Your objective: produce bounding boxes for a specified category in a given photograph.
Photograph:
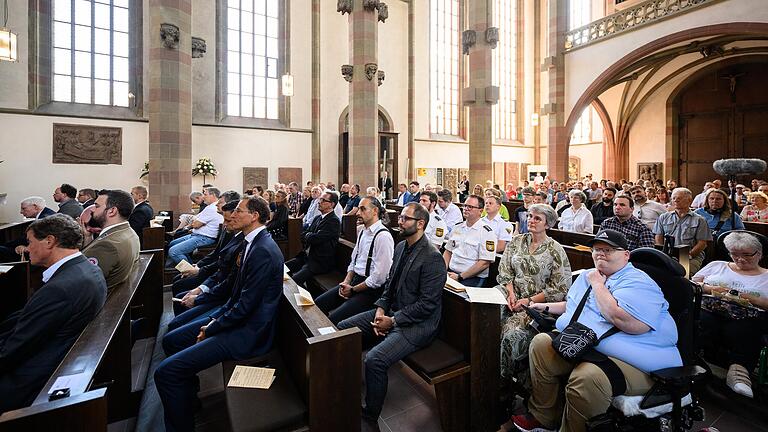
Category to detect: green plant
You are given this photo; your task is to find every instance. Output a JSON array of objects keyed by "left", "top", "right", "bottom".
[{"left": 192, "top": 157, "right": 218, "bottom": 183}]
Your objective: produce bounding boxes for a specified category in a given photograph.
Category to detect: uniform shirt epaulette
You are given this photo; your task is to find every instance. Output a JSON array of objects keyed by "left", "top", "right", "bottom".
[
  {"left": 434, "top": 215, "right": 442, "bottom": 221},
  {"left": 455, "top": 221, "right": 463, "bottom": 225},
  {"left": 483, "top": 225, "right": 493, "bottom": 232}
]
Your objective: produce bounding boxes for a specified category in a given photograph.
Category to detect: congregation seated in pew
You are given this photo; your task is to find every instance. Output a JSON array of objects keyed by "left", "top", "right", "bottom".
[
  {"left": 443, "top": 194, "right": 497, "bottom": 287},
  {"left": 599, "top": 194, "right": 656, "bottom": 251},
  {"left": 0, "top": 196, "right": 56, "bottom": 262},
  {"left": 315, "top": 197, "right": 394, "bottom": 324},
  {"left": 418, "top": 191, "right": 448, "bottom": 248},
  {"left": 0, "top": 214, "right": 107, "bottom": 413},
  {"left": 653, "top": 187, "right": 712, "bottom": 275},
  {"left": 285, "top": 190, "right": 341, "bottom": 286},
  {"left": 558, "top": 189, "right": 594, "bottom": 234},
  {"left": 167, "top": 187, "right": 223, "bottom": 267}
]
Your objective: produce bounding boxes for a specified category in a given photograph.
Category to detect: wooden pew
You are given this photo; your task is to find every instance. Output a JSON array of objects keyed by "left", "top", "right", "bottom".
[
  {"left": 546, "top": 228, "right": 595, "bottom": 248},
  {"left": 141, "top": 226, "right": 165, "bottom": 251},
  {"left": 0, "top": 250, "right": 163, "bottom": 429},
  {"left": 0, "top": 220, "right": 33, "bottom": 244},
  {"left": 304, "top": 239, "right": 354, "bottom": 296},
  {"left": 308, "top": 236, "right": 500, "bottom": 431},
  {"left": 275, "top": 218, "right": 303, "bottom": 261},
  {"left": 502, "top": 200, "right": 524, "bottom": 219},
  {"left": 0, "top": 261, "right": 31, "bottom": 320},
  {"left": 744, "top": 221, "right": 768, "bottom": 237},
  {"left": 341, "top": 214, "right": 359, "bottom": 243},
  {"left": 223, "top": 279, "right": 362, "bottom": 432}
]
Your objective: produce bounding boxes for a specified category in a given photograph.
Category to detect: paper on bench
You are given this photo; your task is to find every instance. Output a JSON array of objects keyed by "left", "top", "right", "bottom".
[
  {"left": 444, "top": 277, "right": 467, "bottom": 292},
  {"left": 294, "top": 287, "right": 315, "bottom": 306},
  {"left": 318, "top": 326, "right": 336, "bottom": 335},
  {"left": 48, "top": 372, "right": 90, "bottom": 395},
  {"left": 0, "top": 265, "right": 13, "bottom": 274},
  {"left": 227, "top": 365, "right": 276, "bottom": 389},
  {"left": 283, "top": 264, "right": 291, "bottom": 281},
  {"left": 175, "top": 259, "right": 195, "bottom": 273},
  {"left": 465, "top": 287, "right": 507, "bottom": 305}
]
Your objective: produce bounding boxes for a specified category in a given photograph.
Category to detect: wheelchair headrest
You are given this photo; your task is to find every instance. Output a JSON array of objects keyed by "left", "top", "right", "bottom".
[{"left": 629, "top": 247, "right": 686, "bottom": 277}]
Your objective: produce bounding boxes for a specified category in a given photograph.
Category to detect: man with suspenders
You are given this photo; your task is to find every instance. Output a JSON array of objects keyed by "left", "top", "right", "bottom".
[{"left": 315, "top": 197, "right": 394, "bottom": 324}]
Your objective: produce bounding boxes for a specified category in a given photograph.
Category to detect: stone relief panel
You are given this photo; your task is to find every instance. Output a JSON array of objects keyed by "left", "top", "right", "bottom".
[
  {"left": 442, "top": 168, "right": 457, "bottom": 197},
  {"left": 637, "top": 162, "right": 663, "bottom": 183},
  {"left": 505, "top": 162, "right": 520, "bottom": 187},
  {"left": 52, "top": 123, "right": 122, "bottom": 164},
  {"left": 569, "top": 157, "right": 581, "bottom": 182},
  {"left": 243, "top": 167, "right": 268, "bottom": 193},
  {"left": 278, "top": 167, "right": 303, "bottom": 186}
]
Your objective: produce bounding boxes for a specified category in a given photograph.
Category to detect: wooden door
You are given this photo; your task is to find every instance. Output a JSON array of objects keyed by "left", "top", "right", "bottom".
[{"left": 677, "top": 61, "right": 768, "bottom": 188}]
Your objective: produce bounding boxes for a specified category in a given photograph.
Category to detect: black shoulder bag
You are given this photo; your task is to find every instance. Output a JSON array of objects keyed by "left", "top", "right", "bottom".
[{"left": 551, "top": 286, "right": 620, "bottom": 362}]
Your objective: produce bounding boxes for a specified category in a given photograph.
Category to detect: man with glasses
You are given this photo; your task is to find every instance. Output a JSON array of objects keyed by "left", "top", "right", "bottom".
[
  {"left": 653, "top": 187, "right": 711, "bottom": 275},
  {"left": 167, "top": 187, "right": 224, "bottom": 267},
  {"left": 418, "top": 191, "right": 448, "bottom": 248},
  {"left": 515, "top": 186, "right": 536, "bottom": 233},
  {"left": 301, "top": 186, "right": 324, "bottom": 230},
  {"left": 316, "top": 197, "right": 394, "bottom": 324},
  {"left": 77, "top": 188, "right": 97, "bottom": 208},
  {"left": 79, "top": 189, "right": 140, "bottom": 292},
  {"left": 443, "top": 194, "right": 497, "bottom": 287},
  {"left": 286, "top": 192, "right": 341, "bottom": 287},
  {"left": 338, "top": 202, "right": 446, "bottom": 431},
  {"left": 511, "top": 229, "right": 681, "bottom": 432}
]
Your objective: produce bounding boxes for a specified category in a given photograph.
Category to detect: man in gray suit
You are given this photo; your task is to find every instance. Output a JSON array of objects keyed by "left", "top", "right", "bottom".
[
  {"left": 53, "top": 183, "right": 84, "bottom": 218},
  {"left": 338, "top": 202, "right": 447, "bottom": 431},
  {"left": 0, "top": 214, "right": 106, "bottom": 413}
]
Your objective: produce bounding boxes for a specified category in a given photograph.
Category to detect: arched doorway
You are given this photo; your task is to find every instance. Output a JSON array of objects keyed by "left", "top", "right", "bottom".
[
  {"left": 338, "top": 107, "right": 399, "bottom": 194},
  {"left": 674, "top": 59, "right": 768, "bottom": 188}
]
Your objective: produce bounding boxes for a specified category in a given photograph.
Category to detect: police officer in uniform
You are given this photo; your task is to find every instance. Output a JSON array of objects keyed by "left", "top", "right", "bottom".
[
  {"left": 443, "top": 194, "right": 497, "bottom": 287},
  {"left": 419, "top": 191, "right": 448, "bottom": 248},
  {"left": 481, "top": 194, "right": 513, "bottom": 253}
]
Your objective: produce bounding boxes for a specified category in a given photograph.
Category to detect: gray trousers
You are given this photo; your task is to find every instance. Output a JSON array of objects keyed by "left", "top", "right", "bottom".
[{"left": 338, "top": 309, "right": 420, "bottom": 419}]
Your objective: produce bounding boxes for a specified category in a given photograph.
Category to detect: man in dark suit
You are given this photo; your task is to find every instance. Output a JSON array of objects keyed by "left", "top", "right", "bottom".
[
  {"left": 0, "top": 197, "right": 57, "bottom": 262},
  {"left": 286, "top": 191, "right": 341, "bottom": 286},
  {"left": 77, "top": 188, "right": 97, "bottom": 208},
  {"left": 0, "top": 214, "right": 107, "bottom": 413},
  {"left": 338, "top": 202, "right": 446, "bottom": 430},
  {"left": 53, "top": 183, "right": 84, "bottom": 218},
  {"left": 128, "top": 185, "right": 154, "bottom": 244},
  {"left": 155, "top": 196, "right": 284, "bottom": 432},
  {"left": 378, "top": 170, "right": 393, "bottom": 200},
  {"left": 171, "top": 201, "right": 243, "bottom": 317}
]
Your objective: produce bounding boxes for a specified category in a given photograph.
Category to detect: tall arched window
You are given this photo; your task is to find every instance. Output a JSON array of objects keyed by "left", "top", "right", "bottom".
[
  {"left": 571, "top": 106, "right": 603, "bottom": 144},
  {"left": 430, "top": 0, "right": 461, "bottom": 137},
  {"left": 225, "top": 0, "right": 282, "bottom": 120},
  {"left": 51, "top": 0, "right": 131, "bottom": 106},
  {"left": 493, "top": 0, "right": 517, "bottom": 142},
  {"left": 568, "top": 0, "right": 590, "bottom": 30}
]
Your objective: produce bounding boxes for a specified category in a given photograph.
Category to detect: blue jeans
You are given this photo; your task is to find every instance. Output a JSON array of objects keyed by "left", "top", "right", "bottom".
[{"left": 168, "top": 233, "right": 216, "bottom": 265}]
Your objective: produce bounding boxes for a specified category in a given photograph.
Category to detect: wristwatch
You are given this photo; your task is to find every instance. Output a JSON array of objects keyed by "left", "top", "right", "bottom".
[{"left": 457, "top": 274, "right": 464, "bottom": 282}]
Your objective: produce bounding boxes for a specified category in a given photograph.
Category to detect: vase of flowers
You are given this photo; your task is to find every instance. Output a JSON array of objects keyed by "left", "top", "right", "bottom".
[{"left": 192, "top": 157, "right": 218, "bottom": 184}]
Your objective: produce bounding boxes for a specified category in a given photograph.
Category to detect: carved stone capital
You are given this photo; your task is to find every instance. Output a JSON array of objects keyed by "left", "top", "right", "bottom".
[
  {"left": 191, "top": 37, "right": 206, "bottom": 58},
  {"left": 462, "top": 30, "right": 476, "bottom": 55},
  {"left": 337, "top": 0, "right": 352, "bottom": 15},
  {"left": 365, "top": 63, "right": 378, "bottom": 81},
  {"left": 700, "top": 44, "right": 725, "bottom": 58},
  {"left": 341, "top": 64, "right": 353, "bottom": 82},
  {"left": 160, "top": 23, "right": 180, "bottom": 49},
  {"left": 377, "top": 2, "right": 388, "bottom": 22},
  {"left": 485, "top": 27, "right": 499, "bottom": 49},
  {"left": 363, "top": 0, "right": 379, "bottom": 11},
  {"left": 377, "top": 70, "right": 385, "bottom": 86}
]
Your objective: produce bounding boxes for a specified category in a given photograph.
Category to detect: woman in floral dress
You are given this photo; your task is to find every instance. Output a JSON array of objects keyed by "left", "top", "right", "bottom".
[{"left": 496, "top": 203, "right": 572, "bottom": 392}]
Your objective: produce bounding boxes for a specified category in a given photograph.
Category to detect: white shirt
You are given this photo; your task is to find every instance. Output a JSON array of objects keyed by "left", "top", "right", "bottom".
[
  {"left": 396, "top": 192, "right": 406, "bottom": 206},
  {"left": 425, "top": 211, "right": 448, "bottom": 247},
  {"left": 444, "top": 219, "right": 497, "bottom": 277},
  {"left": 42, "top": 252, "right": 83, "bottom": 283},
  {"left": 303, "top": 198, "right": 320, "bottom": 225},
  {"left": 559, "top": 205, "right": 594, "bottom": 234},
  {"left": 694, "top": 261, "right": 768, "bottom": 298},
  {"left": 192, "top": 203, "right": 224, "bottom": 238},
  {"left": 437, "top": 202, "right": 463, "bottom": 233},
  {"left": 347, "top": 220, "right": 394, "bottom": 288},
  {"left": 633, "top": 200, "right": 668, "bottom": 230},
  {"left": 243, "top": 225, "right": 267, "bottom": 261},
  {"left": 482, "top": 213, "right": 514, "bottom": 243},
  {"left": 334, "top": 203, "right": 343, "bottom": 219}
]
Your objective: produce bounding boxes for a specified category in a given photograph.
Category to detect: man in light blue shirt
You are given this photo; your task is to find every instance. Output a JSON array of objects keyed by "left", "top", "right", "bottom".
[
  {"left": 511, "top": 229, "right": 681, "bottom": 432},
  {"left": 302, "top": 186, "right": 323, "bottom": 229}
]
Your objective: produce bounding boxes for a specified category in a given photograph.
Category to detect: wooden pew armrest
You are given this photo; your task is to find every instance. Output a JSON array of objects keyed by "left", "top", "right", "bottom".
[{"left": 0, "top": 388, "right": 107, "bottom": 427}]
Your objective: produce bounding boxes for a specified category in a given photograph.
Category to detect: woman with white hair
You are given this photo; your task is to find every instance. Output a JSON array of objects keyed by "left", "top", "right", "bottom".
[
  {"left": 693, "top": 231, "right": 768, "bottom": 398},
  {"left": 496, "top": 203, "right": 571, "bottom": 392},
  {"left": 558, "top": 189, "right": 593, "bottom": 233}
]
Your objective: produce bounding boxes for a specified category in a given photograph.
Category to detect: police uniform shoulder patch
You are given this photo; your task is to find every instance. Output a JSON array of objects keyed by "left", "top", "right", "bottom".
[
  {"left": 435, "top": 227, "right": 444, "bottom": 237},
  {"left": 485, "top": 240, "right": 495, "bottom": 252},
  {"left": 483, "top": 225, "right": 493, "bottom": 232},
  {"left": 505, "top": 227, "right": 513, "bottom": 234},
  {"left": 87, "top": 257, "right": 99, "bottom": 266}
]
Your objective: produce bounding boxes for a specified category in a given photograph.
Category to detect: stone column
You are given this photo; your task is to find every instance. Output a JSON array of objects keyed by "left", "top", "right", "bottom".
[
  {"left": 546, "top": 0, "right": 568, "bottom": 182},
  {"left": 311, "top": 0, "right": 321, "bottom": 182},
  {"left": 466, "top": 0, "right": 495, "bottom": 188},
  {"left": 346, "top": 0, "right": 379, "bottom": 190},
  {"left": 148, "top": 1, "right": 192, "bottom": 217}
]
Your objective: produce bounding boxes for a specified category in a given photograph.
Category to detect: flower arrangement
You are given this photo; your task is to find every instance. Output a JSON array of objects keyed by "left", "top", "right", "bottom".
[
  {"left": 140, "top": 161, "right": 149, "bottom": 179},
  {"left": 192, "top": 157, "right": 218, "bottom": 184}
]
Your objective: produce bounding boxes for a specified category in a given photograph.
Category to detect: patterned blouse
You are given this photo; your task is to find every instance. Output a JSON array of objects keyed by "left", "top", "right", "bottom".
[
  {"left": 496, "top": 233, "right": 572, "bottom": 305},
  {"left": 740, "top": 205, "right": 768, "bottom": 223}
]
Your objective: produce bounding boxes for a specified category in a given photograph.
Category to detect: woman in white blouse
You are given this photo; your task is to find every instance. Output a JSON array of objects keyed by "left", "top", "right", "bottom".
[{"left": 558, "top": 189, "right": 594, "bottom": 233}]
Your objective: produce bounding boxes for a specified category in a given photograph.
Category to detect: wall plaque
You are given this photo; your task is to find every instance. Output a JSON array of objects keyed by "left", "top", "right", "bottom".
[
  {"left": 53, "top": 123, "right": 122, "bottom": 164},
  {"left": 243, "top": 167, "right": 268, "bottom": 193},
  {"left": 278, "top": 167, "right": 303, "bottom": 186},
  {"left": 637, "top": 162, "right": 663, "bottom": 183}
]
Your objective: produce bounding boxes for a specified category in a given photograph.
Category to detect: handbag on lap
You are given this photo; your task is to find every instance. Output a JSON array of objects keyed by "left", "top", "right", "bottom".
[{"left": 551, "top": 286, "right": 619, "bottom": 362}]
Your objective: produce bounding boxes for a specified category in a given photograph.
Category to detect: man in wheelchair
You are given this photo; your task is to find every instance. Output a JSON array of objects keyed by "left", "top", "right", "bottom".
[{"left": 511, "top": 229, "right": 705, "bottom": 432}]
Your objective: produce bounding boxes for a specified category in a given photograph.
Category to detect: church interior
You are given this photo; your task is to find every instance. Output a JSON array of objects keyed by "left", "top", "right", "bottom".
[{"left": 1, "top": 0, "right": 768, "bottom": 431}]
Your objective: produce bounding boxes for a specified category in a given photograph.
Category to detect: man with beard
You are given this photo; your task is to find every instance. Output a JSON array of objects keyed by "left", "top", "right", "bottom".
[
  {"left": 629, "top": 185, "right": 668, "bottom": 230},
  {"left": 53, "top": 183, "right": 84, "bottom": 218},
  {"left": 80, "top": 189, "right": 140, "bottom": 292},
  {"left": 338, "top": 202, "right": 446, "bottom": 431},
  {"left": 590, "top": 187, "right": 616, "bottom": 225}
]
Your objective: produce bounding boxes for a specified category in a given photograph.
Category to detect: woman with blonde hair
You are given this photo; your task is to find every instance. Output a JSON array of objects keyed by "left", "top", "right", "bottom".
[{"left": 741, "top": 191, "right": 768, "bottom": 223}]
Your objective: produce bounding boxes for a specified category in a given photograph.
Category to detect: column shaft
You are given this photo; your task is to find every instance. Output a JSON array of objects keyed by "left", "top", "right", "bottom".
[{"left": 467, "top": 0, "right": 494, "bottom": 187}]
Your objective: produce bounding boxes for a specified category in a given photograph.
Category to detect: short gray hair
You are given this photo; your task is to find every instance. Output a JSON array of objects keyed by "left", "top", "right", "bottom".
[
  {"left": 671, "top": 187, "right": 693, "bottom": 200},
  {"left": 568, "top": 189, "right": 587, "bottom": 202},
  {"left": 189, "top": 191, "right": 202, "bottom": 200},
  {"left": 21, "top": 196, "right": 46, "bottom": 209},
  {"left": 528, "top": 203, "right": 558, "bottom": 228},
  {"left": 724, "top": 232, "right": 762, "bottom": 255}
]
